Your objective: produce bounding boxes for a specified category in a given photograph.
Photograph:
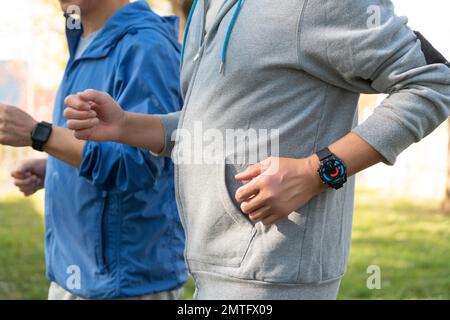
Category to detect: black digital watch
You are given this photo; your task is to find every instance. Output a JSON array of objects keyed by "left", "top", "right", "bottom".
[
  {"left": 317, "top": 147, "right": 347, "bottom": 190},
  {"left": 31, "top": 121, "right": 53, "bottom": 152}
]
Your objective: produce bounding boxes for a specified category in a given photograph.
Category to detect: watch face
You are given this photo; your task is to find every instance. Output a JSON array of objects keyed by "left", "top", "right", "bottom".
[
  {"left": 34, "top": 124, "right": 52, "bottom": 143},
  {"left": 319, "top": 159, "right": 347, "bottom": 186}
]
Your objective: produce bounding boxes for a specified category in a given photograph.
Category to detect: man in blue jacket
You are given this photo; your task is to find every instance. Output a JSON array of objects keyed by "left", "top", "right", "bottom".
[{"left": 0, "top": 0, "right": 187, "bottom": 299}]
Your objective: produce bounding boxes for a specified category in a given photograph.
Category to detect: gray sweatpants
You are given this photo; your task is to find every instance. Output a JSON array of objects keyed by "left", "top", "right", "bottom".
[{"left": 48, "top": 282, "right": 184, "bottom": 300}]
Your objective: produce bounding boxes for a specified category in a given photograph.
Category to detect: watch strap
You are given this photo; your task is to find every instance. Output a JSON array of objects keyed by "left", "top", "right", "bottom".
[{"left": 317, "top": 147, "right": 333, "bottom": 161}]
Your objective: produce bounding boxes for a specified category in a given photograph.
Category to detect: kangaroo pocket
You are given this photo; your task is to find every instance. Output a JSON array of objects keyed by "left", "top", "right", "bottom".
[
  {"left": 233, "top": 188, "right": 347, "bottom": 284},
  {"left": 178, "top": 162, "right": 256, "bottom": 267}
]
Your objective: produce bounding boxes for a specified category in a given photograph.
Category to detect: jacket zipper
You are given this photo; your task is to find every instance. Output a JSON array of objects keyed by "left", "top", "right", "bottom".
[{"left": 176, "top": 1, "right": 208, "bottom": 290}]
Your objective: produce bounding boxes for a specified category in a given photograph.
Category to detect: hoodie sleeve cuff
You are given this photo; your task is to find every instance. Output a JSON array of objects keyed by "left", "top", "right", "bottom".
[
  {"left": 352, "top": 110, "right": 418, "bottom": 166},
  {"left": 152, "top": 111, "right": 181, "bottom": 158}
]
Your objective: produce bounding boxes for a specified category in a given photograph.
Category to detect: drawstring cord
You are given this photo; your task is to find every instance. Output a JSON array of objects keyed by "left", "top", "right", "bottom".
[
  {"left": 220, "top": 0, "right": 244, "bottom": 73},
  {"left": 180, "top": 0, "right": 199, "bottom": 70},
  {"left": 180, "top": 0, "right": 244, "bottom": 74}
]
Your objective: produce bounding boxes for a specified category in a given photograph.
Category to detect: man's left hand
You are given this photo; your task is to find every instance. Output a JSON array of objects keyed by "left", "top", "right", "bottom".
[
  {"left": 235, "top": 156, "right": 328, "bottom": 226},
  {"left": 0, "top": 104, "right": 37, "bottom": 147}
]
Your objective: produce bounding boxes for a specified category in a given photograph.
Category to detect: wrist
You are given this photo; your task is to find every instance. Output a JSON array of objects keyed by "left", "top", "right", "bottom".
[
  {"left": 305, "top": 154, "right": 329, "bottom": 194},
  {"left": 28, "top": 119, "right": 38, "bottom": 146},
  {"left": 116, "top": 110, "right": 129, "bottom": 143}
]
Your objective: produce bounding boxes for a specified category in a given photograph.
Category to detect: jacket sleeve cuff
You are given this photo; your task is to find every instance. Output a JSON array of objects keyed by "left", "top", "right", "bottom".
[
  {"left": 153, "top": 111, "right": 181, "bottom": 158},
  {"left": 78, "top": 141, "right": 99, "bottom": 180},
  {"left": 352, "top": 110, "right": 418, "bottom": 166}
]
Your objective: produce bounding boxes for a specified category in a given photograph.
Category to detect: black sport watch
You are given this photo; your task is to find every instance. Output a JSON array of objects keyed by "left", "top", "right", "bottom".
[
  {"left": 31, "top": 121, "right": 53, "bottom": 152},
  {"left": 317, "top": 147, "right": 347, "bottom": 190}
]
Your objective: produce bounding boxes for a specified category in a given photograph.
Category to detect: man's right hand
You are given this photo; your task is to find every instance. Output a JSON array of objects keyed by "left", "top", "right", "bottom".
[
  {"left": 64, "top": 89, "right": 126, "bottom": 142},
  {"left": 64, "top": 89, "right": 166, "bottom": 153},
  {"left": 11, "top": 158, "right": 47, "bottom": 196}
]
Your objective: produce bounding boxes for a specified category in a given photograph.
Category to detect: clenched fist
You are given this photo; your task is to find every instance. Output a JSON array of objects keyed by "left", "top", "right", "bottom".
[
  {"left": 11, "top": 158, "right": 47, "bottom": 196},
  {"left": 64, "top": 89, "right": 126, "bottom": 142},
  {"left": 0, "top": 103, "right": 37, "bottom": 147}
]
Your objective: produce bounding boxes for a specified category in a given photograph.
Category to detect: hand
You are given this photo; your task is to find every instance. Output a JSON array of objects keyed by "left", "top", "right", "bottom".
[
  {"left": 11, "top": 158, "right": 47, "bottom": 196},
  {"left": 64, "top": 89, "right": 125, "bottom": 142},
  {"left": 0, "top": 104, "right": 37, "bottom": 147},
  {"left": 235, "top": 156, "right": 328, "bottom": 225}
]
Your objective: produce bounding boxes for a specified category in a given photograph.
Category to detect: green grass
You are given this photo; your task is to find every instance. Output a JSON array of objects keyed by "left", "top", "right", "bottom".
[
  {"left": 0, "top": 194, "right": 48, "bottom": 299},
  {"left": 0, "top": 191, "right": 448, "bottom": 300},
  {"left": 338, "top": 190, "right": 449, "bottom": 300}
]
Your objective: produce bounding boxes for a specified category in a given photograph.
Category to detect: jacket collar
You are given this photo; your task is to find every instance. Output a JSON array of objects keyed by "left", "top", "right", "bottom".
[{"left": 64, "top": 1, "right": 158, "bottom": 61}]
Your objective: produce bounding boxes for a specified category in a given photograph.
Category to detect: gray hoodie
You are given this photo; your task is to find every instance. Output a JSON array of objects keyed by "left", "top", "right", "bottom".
[{"left": 159, "top": 0, "right": 450, "bottom": 297}]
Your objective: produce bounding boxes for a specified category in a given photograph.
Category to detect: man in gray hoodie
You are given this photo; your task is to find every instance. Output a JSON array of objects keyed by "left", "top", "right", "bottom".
[{"left": 64, "top": 0, "right": 450, "bottom": 299}]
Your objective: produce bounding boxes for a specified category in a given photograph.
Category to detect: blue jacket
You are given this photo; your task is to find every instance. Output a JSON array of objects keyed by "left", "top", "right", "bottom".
[{"left": 44, "top": 1, "right": 187, "bottom": 299}]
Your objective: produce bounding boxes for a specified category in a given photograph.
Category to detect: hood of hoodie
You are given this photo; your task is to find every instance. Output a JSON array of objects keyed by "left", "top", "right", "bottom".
[{"left": 66, "top": 0, "right": 179, "bottom": 60}]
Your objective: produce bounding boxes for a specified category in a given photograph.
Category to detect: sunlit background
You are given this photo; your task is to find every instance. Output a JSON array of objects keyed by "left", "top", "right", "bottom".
[{"left": 0, "top": 0, "right": 448, "bottom": 300}]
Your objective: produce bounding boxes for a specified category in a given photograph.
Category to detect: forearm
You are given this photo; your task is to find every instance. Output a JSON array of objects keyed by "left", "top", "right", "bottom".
[
  {"left": 303, "top": 132, "right": 385, "bottom": 196},
  {"left": 43, "top": 126, "right": 85, "bottom": 167},
  {"left": 118, "top": 112, "right": 165, "bottom": 154},
  {"left": 235, "top": 131, "right": 386, "bottom": 224},
  {"left": 329, "top": 132, "right": 385, "bottom": 177}
]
